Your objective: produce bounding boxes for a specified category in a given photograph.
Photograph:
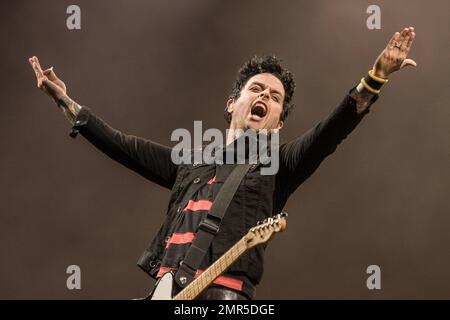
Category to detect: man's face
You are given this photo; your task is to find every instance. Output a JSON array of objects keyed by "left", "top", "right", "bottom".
[{"left": 227, "top": 73, "right": 285, "bottom": 131}]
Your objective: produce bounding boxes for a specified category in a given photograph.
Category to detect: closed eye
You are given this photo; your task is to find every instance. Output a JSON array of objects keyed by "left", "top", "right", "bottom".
[
  {"left": 249, "top": 85, "right": 262, "bottom": 92},
  {"left": 272, "top": 94, "right": 282, "bottom": 103}
]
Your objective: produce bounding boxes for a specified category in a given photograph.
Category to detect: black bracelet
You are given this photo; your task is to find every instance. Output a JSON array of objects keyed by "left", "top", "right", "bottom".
[
  {"left": 363, "top": 75, "right": 384, "bottom": 91},
  {"left": 367, "top": 69, "right": 388, "bottom": 90}
]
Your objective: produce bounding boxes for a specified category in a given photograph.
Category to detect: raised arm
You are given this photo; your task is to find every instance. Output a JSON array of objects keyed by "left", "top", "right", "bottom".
[
  {"left": 28, "top": 56, "right": 178, "bottom": 189},
  {"left": 277, "top": 27, "right": 417, "bottom": 197}
]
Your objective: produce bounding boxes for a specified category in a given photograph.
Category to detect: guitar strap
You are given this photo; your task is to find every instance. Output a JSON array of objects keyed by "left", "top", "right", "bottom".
[{"left": 174, "top": 163, "right": 254, "bottom": 288}]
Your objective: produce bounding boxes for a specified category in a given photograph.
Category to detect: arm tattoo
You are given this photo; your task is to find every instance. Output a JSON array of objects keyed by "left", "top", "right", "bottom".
[
  {"left": 57, "top": 96, "right": 82, "bottom": 125},
  {"left": 350, "top": 83, "right": 376, "bottom": 114}
]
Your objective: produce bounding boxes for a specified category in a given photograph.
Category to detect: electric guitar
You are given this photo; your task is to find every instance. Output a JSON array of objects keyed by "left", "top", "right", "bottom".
[{"left": 148, "top": 212, "right": 287, "bottom": 300}]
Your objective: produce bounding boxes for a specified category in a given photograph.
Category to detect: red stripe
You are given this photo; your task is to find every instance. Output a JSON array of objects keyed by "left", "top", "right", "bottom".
[
  {"left": 157, "top": 267, "right": 176, "bottom": 278},
  {"left": 207, "top": 176, "right": 216, "bottom": 184},
  {"left": 166, "top": 232, "right": 196, "bottom": 248},
  {"left": 196, "top": 269, "right": 243, "bottom": 292},
  {"left": 156, "top": 267, "right": 244, "bottom": 292},
  {"left": 184, "top": 200, "right": 212, "bottom": 212}
]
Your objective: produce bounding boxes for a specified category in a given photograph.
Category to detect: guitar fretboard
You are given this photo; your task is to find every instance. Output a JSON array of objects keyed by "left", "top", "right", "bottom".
[{"left": 173, "top": 237, "right": 248, "bottom": 300}]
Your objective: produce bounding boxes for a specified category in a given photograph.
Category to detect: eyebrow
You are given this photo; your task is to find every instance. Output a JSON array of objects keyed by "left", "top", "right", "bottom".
[{"left": 249, "top": 81, "right": 283, "bottom": 98}]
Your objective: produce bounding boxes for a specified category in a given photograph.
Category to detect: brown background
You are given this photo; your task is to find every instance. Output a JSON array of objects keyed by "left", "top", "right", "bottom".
[{"left": 0, "top": 0, "right": 449, "bottom": 299}]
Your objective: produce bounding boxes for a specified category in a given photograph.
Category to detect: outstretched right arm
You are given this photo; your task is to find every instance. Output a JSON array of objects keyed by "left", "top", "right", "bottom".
[{"left": 28, "top": 56, "right": 178, "bottom": 189}]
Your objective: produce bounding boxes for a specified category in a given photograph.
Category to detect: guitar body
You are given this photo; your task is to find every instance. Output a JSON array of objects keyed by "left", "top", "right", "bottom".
[{"left": 149, "top": 271, "right": 176, "bottom": 300}]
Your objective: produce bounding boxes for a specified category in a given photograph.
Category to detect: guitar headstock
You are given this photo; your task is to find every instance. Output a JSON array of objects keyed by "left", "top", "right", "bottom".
[{"left": 244, "top": 212, "right": 287, "bottom": 249}]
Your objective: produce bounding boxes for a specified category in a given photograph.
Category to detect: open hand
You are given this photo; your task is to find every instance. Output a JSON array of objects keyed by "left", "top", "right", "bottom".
[{"left": 372, "top": 27, "right": 417, "bottom": 79}]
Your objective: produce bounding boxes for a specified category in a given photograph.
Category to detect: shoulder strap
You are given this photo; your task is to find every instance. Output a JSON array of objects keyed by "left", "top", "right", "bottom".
[{"left": 174, "top": 163, "right": 253, "bottom": 288}]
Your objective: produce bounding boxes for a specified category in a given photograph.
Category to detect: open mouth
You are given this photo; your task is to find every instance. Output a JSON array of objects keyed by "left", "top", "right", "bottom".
[{"left": 250, "top": 102, "right": 267, "bottom": 120}]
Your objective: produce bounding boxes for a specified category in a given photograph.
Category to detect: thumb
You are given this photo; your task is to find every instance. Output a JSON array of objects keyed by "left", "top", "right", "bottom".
[
  {"left": 43, "top": 67, "right": 59, "bottom": 81},
  {"left": 400, "top": 58, "right": 417, "bottom": 69}
]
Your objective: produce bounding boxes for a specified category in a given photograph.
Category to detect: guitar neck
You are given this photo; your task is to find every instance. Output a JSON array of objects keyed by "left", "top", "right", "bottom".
[{"left": 173, "top": 237, "right": 248, "bottom": 300}]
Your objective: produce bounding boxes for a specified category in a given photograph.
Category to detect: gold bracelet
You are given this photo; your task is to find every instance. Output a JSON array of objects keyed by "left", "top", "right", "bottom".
[
  {"left": 368, "top": 69, "right": 388, "bottom": 83},
  {"left": 360, "top": 78, "right": 381, "bottom": 94}
]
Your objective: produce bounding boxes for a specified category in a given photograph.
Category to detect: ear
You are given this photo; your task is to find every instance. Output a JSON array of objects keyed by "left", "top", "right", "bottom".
[
  {"left": 277, "top": 120, "right": 284, "bottom": 130},
  {"left": 226, "top": 99, "right": 234, "bottom": 113}
]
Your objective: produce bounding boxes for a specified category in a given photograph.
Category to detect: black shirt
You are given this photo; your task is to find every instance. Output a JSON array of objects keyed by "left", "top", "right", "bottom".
[{"left": 71, "top": 88, "right": 377, "bottom": 299}]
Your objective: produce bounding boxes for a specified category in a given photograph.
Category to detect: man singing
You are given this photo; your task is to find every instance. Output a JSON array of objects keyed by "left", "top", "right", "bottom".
[{"left": 29, "top": 27, "right": 416, "bottom": 300}]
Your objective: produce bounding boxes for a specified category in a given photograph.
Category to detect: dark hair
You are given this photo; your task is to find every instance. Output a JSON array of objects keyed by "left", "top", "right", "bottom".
[{"left": 225, "top": 55, "right": 296, "bottom": 124}]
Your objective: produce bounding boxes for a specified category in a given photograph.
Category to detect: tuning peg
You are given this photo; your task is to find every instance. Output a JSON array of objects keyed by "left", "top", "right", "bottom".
[{"left": 280, "top": 211, "right": 288, "bottom": 218}]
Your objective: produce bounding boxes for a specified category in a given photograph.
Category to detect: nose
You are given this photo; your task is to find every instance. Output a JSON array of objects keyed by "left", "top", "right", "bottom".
[{"left": 259, "top": 88, "right": 270, "bottom": 101}]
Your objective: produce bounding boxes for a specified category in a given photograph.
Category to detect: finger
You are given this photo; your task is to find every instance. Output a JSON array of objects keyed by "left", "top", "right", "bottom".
[
  {"left": 400, "top": 58, "right": 417, "bottom": 69},
  {"left": 28, "top": 57, "right": 38, "bottom": 74},
  {"left": 399, "top": 27, "right": 409, "bottom": 41},
  {"left": 31, "top": 61, "right": 44, "bottom": 79},
  {"left": 401, "top": 28, "right": 412, "bottom": 45},
  {"left": 31, "top": 57, "right": 44, "bottom": 77},
  {"left": 29, "top": 59, "right": 39, "bottom": 76},
  {"left": 29, "top": 56, "right": 39, "bottom": 72},
  {"left": 37, "top": 75, "right": 46, "bottom": 89},
  {"left": 29, "top": 57, "right": 46, "bottom": 88},
  {"left": 405, "top": 31, "right": 416, "bottom": 54},
  {"left": 33, "top": 56, "right": 46, "bottom": 77},
  {"left": 388, "top": 32, "right": 401, "bottom": 49},
  {"left": 401, "top": 33, "right": 411, "bottom": 51},
  {"left": 390, "top": 32, "right": 403, "bottom": 50},
  {"left": 43, "top": 67, "right": 53, "bottom": 74},
  {"left": 402, "top": 27, "right": 414, "bottom": 47},
  {"left": 42, "top": 78, "right": 64, "bottom": 100},
  {"left": 397, "top": 27, "right": 409, "bottom": 48},
  {"left": 28, "top": 57, "right": 35, "bottom": 67},
  {"left": 42, "top": 77, "right": 58, "bottom": 91}
]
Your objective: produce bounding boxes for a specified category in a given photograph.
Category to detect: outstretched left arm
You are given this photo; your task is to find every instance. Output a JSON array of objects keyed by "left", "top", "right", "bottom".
[{"left": 351, "top": 26, "right": 417, "bottom": 113}]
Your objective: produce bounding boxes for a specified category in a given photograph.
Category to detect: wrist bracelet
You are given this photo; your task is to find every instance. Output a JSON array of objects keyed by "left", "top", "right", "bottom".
[
  {"left": 365, "top": 70, "right": 388, "bottom": 90},
  {"left": 360, "top": 78, "right": 381, "bottom": 94},
  {"left": 358, "top": 69, "right": 389, "bottom": 95},
  {"left": 368, "top": 69, "right": 388, "bottom": 83}
]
